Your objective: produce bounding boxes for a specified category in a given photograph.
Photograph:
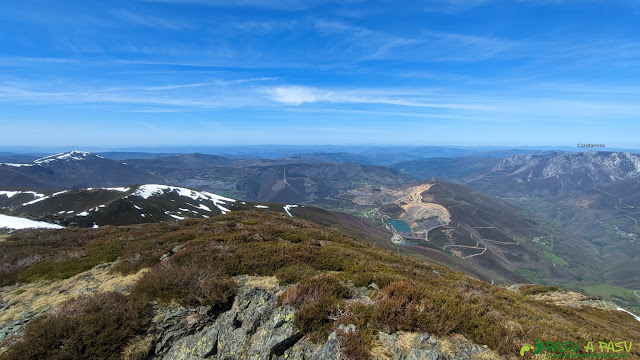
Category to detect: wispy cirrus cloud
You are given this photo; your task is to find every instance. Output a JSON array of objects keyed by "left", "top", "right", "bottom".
[
  {"left": 310, "top": 18, "right": 516, "bottom": 62},
  {"left": 0, "top": 78, "right": 279, "bottom": 110},
  {"left": 424, "top": 0, "right": 492, "bottom": 13},
  {"left": 137, "top": 0, "right": 351, "bottom": 10},
  {"left": 311, "top": 19, "right": 422, "bottom": 59},
  {"left": 112, "top": 10, "right": 193, "bottom": 30}
]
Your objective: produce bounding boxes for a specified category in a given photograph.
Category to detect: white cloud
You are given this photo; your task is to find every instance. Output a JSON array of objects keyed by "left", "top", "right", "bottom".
[
  {"left": 267, "top": 86, "right": 325, "bottom": 105},
  {"left": 266, "top": 85, "right": 494, "bottom": 110}
]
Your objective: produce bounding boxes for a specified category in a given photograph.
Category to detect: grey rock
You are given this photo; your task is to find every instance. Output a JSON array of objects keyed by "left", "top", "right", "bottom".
[
  {"left": 235, "top": 287, "right": 277, "bottom": 335},
  {"left": 379, "top": 332, "right": 398, "bottom": 354},
  {"left": 310, "top": 331, "right": 340, "bottom": 360},
  {"left": 309, "top": 324, "right": 356, "bottom": 360},
  {"left": 415, "top": 333, "right": 430, "bottom": 346},
  {"left": 160, "top": 283, "right": 303, "bottom": 360},
  {"left": 406, "top": 349, "right": 440, "bottom": 360},
  {"left": 247, "top": 305, "right": 301, "bottom": 359},
  {"left": 217, "top": 327, "right": 247, "bottom": 359},
  {"left": 162, "top": 326, "right": 218, "bottom": 360},
  {"left": 281, "top": 340, "right": 316, "bottom": 360}
]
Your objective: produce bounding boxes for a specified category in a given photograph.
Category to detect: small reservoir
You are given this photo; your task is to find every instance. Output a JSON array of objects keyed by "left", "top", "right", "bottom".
[{"left": 390, "top": 219, "right": 411, "bottom": 233}]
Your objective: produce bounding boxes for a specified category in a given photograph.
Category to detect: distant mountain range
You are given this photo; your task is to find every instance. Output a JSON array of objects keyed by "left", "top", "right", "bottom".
[
  {"left": 0, "top": 151, "right": 158, "bottom": 189},
  {"left": 397, "top": 151, "right": 640, "bottom": 199},
  {"left": 0, "top": 151, "right": 414, "bottom": 204}
]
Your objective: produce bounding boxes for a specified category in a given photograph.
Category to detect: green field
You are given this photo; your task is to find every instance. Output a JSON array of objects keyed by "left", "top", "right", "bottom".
[
  {"left": 542, "top": 249, "right": 569, "bottom": 266},
  {"left": 519, "top": 268, "right": 539, "bottom": 281},
  {"left": 581, "top": 284, "right": 640, "bottom": 314},
  {"left": 582, "top": 284, "right": 637, "bottom": 299}
]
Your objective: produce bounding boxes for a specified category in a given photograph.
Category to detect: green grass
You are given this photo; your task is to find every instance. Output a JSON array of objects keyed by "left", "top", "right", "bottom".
[
  {"left": 514, "top": 236, "right": 527, "bottom": 244},
  {"left": 519, "top": 268, "right": 539, "bottom": 280},
  {"left": 581, "top": 284, "right": 640, "bottom": 314},
  {"left": 541, "top": 243, "right": 553, "bottom": 252},
  {"left": 542, "top": 249, "right": 569, "bottom": 266},
  {"left": 581, "top": 284, "right": 637, "bottom": 301}
]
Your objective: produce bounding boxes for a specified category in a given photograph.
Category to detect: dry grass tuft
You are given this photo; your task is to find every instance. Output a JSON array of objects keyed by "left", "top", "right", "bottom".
[
  {"left": 121, "top": 335, "right": 154, "bottom": 360},
  {"left": 245, "top": 275, "right": 279, "bottom": 290},
  {"left": 369, "top": 338, "right": 393, "bottom": 360},
  {"left": 395, "top": 332, "right": 418, "bottom": 354},
  {"left": 0, "top": 264, "right": 147, "bottom": 326}
]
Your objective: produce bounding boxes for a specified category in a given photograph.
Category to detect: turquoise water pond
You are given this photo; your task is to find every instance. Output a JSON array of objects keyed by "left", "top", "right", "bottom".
[{"left": 389, "top": 219, "right": 411, "bottom": 233}]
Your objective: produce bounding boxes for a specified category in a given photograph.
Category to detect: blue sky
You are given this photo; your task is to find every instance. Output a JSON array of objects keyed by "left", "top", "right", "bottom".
[{"left": 1, "top": 0, "right": 640, "bottom": 148}]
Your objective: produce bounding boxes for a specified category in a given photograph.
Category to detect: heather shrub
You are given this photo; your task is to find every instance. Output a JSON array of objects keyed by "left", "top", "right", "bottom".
[
  {"left": 133, "top": 262, "right": 237, "bottom": 310},
  {"left": 336, "top": 329, "right": 371, "bottom": 360},
  {"left": 519, "top": 284, "right": 559, "bottom": 296},
  {"left": 275, "top": 263, "right": 318, "bottom": 285},
  {"left": 279, "top": 274, "right": 352, "bottom": 340},
  {"left": 0, "top": 292, "right": 151, "bottom": 360}
]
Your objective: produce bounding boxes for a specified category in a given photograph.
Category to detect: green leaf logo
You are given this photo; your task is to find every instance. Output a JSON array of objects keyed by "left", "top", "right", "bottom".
[{"left": 520, "top": 343, "right": 533, "bottom": 356}]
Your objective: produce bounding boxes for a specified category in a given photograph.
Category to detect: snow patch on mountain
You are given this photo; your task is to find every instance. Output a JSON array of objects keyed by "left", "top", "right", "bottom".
[
  {"left": 617, "top": 307, "right": 640, "bottom": 323},
  {"left": 187, "top": 203, "right": 211, "bottom": 212},
  {"left": 0, "top": 163, "right": 34, "bottom": 167},
  {"left": 104, "top": 187, "right": 130, "bottom": 192},
  {"left": 1, "top": 191, "right": 46, "bottom": 200},
  {"left": 0, "top": 214, "right": 64, "bottom": 230},
  {"left": 0, "top": 191, "right": 21, "bottom": 198},
  {"left": 22, "top": 195, "right": 50, "bottom": 206},
  {"left": 283, "top": 204, "right": 298, "bottom": 217}
]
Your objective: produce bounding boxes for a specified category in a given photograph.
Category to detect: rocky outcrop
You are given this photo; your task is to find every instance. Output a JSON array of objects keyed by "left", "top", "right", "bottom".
[
  {"left": 377, "top": 332, "right": 493, "bottom": 360},
  {"left": 153, "top": 277, "right": 501, "bottom": 360},
  {"left": 160, "top": 278, "right": 302, "bottom": 360}
]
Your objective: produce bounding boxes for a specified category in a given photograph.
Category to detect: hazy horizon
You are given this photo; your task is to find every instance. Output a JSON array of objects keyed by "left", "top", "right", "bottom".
[{"left": 2, "top": 144, "right": 638, "bottom": 157}]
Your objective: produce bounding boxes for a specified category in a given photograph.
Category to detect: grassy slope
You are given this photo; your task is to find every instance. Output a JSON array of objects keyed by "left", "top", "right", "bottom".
[{"left": 0, "top": 211, "right": 639, "bottom": 359}]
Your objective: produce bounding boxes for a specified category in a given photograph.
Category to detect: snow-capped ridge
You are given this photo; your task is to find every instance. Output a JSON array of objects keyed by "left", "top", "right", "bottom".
[
  {"left": 33, "top": 150, "right": 101, "bottom": 165},
  {"left": 131, "top": 184, "right": 235, "bottom": 214}
]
